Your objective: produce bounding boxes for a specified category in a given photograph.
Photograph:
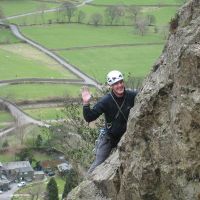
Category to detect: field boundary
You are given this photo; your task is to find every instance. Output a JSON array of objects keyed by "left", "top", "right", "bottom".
[
  {"left": 86, "top": 3, "right": 181, "bottom": 7},
  {"left": 51, "top": 42, "right": 164, "bottom": 51}
]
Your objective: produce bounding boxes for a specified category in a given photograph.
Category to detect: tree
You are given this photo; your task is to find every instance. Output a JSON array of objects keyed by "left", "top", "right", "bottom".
[
  {"left": 35, "top": 134, "right": 43, "bottom": 147},
  {"left": 135, "top": 18, "right": 149, "bottom": 36},
  {"left": 0, "top": 7, "right": 5, "bottom": 22},
  {"left": 15, "top": 115, "right": 27, "bottom": 145},
  {"left": 145, "top": 14, "right": 156, "bottom": 26},
  {"left": 15, "top": 148, "right": 34, "bottom": 164},
  {"left": 38, "top": 3, "right": 47, "bottom": 24},
  {"left": 160, "top": 25, "right": 169, "bottom": 39},
  {"left": 90, "top": 13, "right": 103, "bottom": 26},
  {"left": 2, "top": 140, "right": 9, "bottom": 148},
  {"left": 62, "top": 169, "right": 78, "bottom": 199},
  {"left": 77, "top": 10, "right": 86, "bottom": 23},
  {"left": 61, "top": 2, "right": 77, "bottom": 23},
  {"left": 46, "top": 177, "right": 59, "bottom": 200},
  {"left": 105, "top": 5, "right": 125, "bottom": 25},
  {"left": 127, "top": 5, "right": 141, "bottom": 24},
  {"left": 61, "top": 102, "right": 99, "bottom": 144},
  {"left": 56, "top": 6, "right": 64, "bottom": 22}
]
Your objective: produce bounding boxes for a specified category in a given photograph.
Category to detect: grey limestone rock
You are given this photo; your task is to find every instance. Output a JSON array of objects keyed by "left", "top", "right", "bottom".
[{"left": 67, "top": 0, "right": 200, "bottom": 199}]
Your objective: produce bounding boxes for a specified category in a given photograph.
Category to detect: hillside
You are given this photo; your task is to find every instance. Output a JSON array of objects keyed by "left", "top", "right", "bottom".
[{"left": 66, "top": 0, "right": 200, "bottom": 199}]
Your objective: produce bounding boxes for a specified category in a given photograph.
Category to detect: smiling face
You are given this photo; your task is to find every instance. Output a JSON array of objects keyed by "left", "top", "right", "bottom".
[{"left": 111, "top": 80, "right": 125, "bottom": 97}]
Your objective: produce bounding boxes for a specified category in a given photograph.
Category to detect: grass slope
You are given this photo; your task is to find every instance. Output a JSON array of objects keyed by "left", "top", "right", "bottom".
[
  {"left": 0, "top": 0, "right": 57, "bottom": 17},
  {"left": 0, "top": 28, "right": 22, "bottom": 44},
  {"left": 0, "top": 110, "right": 13, "bottom": 122},
  {"left": 24, "top": 107, "right": 65, "bottom": 120},
  {"left": 0, "top": 44, "right": 77, "bottom": 80},
  {"left": 20, "top": 24, "right": 164, "bottom": 49},
  {"left": 0, "top": 84, "right": 93, "bottom": 102},
  {"left": 92, "top": 0, "right": 182, "bottom": 5},
  {"left": 58, "top": 44, "right": 164, "bottom": 82}
]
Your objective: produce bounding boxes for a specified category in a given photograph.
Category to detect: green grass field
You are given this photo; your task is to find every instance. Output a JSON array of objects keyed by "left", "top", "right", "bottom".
[
  {"left": 0, "top": 152, "right": 15, "bottom": 162},
  {"left": 143, "top": 6, "right": 177, "bottom": 25},
  {"left": 0, "top": 28, "right": 22, "bottom": 44},
  {"left": 0, "top": 44, "right": 77, "bottom": 80},
  {"left": 58, "top": 44, "right": 164, "bottom": 82},
  {"left": 0, "top": 84, "right": 91, "bottom": 103},
  {"left": 33, "top": 151, "right": 55, "bottom": 161},
  {"left": 9, "top": 3, "right": 177, "bottom": 27},
  {"left": 19, "top": 23, "right": 165, "bottom": 82},
  {"left": 13, "top": 175, "right": 65, "bottom": 200},
  {"left": 0, "top": 110, "right": 14, "bottom": 122},
  {"left": 0, "top": 0, "right": 57, "bottom": 17},
  {"left": 20, "top": 24, "right": 164, "bottom": 49},
  {"left": 24, "top": 107, "right": 66, "bottom": 120},
  {"left": 92, "top": 0, "right": 183, "bottom": 5},
  {"left": 0, "top": 125, "right": 51, "bottom": 148},
  {"left": 0, "top": 110, "right": 14, "bottom": 130},
  {"left": 0, "top": 0, "right": 182, "bottom": 128}
]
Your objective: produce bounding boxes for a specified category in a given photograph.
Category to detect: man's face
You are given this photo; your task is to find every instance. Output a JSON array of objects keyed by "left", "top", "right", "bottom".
[{"left": 111, "top": 80, "right": 125, "bottom": 97}]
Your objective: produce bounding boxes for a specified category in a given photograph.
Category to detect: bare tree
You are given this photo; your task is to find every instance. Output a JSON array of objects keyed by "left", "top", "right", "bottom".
[
  {"left": 135, "top": 18, "right": 149, "bottom": 36},
  {"left": 15, "top": 115, "right": 26, "bottom": 145},
  {"left": 0, "top": 7, "right": 5, "bottom": 20},
  {"left": 90, "top": 13, "right": 103, "bottom": 26},
  {"left": 56, "top": 6, "right": 63, "bottom": 23},
  {"left": 0, "top": 6, "right": 8, "bottom": 24},
  {"left": 38, "top": 3, "right": 47, "bottom": 24},
  {"left": 127, "top": 5, "right": 141, "bottom": 24},
  {"left": 61, "top": 2, "right": 77, "bottom": 23},
  {"left": 105, "top": 5, "right": 125, "bottom": 25},
  {"left": 22, "top": 16, "right": 27, "bottom": 26},
  {"left": 77, "top": 10, "right": 86, "bottom": 23},
  {"left": 160, "top": 25, "right": 170, "bottom": 39},
  {"left": 145, "top": 14, "right": 156, "bottom": 26}
]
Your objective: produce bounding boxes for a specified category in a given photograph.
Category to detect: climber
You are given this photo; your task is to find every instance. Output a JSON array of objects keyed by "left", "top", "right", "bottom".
[{"left": 81, "top": 70, "right": 138, "bottom": 173}]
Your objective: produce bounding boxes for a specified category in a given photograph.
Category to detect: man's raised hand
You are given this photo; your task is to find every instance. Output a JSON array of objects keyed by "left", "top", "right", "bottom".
[{"left": 81, "top": 86, "right": 91, "bottom": 105}]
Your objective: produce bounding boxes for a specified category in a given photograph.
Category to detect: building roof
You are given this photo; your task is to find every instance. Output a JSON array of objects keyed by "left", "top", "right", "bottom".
[
  {"left": 2, "top": 161, "right": 34, "bottom": 172},
  {"left": 34, "top": 171, "right": 45, "bottom": 175},
  {"left": 0, "top": 179, "right": 10, "bottom": 185},
  {"left": 57, "top": 163, "right": 72, "bottom": 172}
]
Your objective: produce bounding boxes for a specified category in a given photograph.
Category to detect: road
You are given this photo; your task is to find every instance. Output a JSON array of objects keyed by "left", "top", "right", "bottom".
[
  {"left": 9, "top": 24, "right": 102, "bottom": 90},
  {"left": 0, "top": 0, "right": 103, "bottom": 136},
  {"left": 5, "top": 0, "right": 94, "bottom": 20},
  {"left": 0, "top": 183, "right": 18, "bottom": 200},
  {"left": 0, "top": 98, "right": 49, "bottom": 127}
]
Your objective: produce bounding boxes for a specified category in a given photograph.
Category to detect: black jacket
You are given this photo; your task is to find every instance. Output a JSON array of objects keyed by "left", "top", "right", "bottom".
[{"left": 83, "top": 89, "right": 137, "bottom": 146}]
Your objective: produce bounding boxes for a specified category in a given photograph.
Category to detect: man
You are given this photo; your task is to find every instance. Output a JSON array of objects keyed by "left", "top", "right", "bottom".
[{"left": 81, "top": 70, "right": 138, "bottom": 173}]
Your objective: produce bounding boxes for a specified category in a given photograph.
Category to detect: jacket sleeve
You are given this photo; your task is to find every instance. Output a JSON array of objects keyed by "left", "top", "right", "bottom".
[{"left": 83, "top": 98, "right": 106, "bottom": 123}]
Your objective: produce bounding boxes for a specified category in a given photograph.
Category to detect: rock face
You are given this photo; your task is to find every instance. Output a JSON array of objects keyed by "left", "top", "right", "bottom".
[{"left": 67, "top": 0, "right": 200, "bottom": 199}]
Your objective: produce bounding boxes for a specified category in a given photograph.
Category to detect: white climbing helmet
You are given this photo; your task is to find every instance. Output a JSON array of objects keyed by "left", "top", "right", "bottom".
[{"left": 107, "top": 70, "right": 123, "bottom": 85}]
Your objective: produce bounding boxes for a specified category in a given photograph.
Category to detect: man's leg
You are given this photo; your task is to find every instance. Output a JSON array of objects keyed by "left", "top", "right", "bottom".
[{"left": 88, "top": 136, "right": 112, "bottom": 174}]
